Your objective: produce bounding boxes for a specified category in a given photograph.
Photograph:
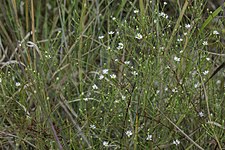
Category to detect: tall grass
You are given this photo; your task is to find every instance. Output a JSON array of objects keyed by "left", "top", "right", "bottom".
[{"left": 0, "top": 0, "right": 224, "bottom": 149}]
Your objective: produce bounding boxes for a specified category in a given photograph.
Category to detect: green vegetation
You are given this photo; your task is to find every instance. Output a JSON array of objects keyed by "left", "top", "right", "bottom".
[{"left": 0, "top": 0, "right": 224, "bottom": 149}]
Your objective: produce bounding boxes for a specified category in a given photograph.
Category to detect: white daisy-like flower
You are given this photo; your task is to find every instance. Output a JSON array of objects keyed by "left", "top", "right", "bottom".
[
  {"left": 203, "top": 70, "right": 209, "bottom": 75},
  {"left": 156, "top": 90, "right": 160, "bottom": 94},
  {"left": 177, "top": 38, "right": 183, "bottom": 42},
  {"left": 206, "top": 58, "right": 210, "bottom": 61},
  {"left": 213, "top": 30, "right": 219, "bottom": 35},
  {"left": 90, "top": 124, "right": 96, "bottom": 129},
  {"left": 202, "top": 41, "right": 208, "bottom": 46},
  {"left": 124, "top": 61, "right": 130, "bottom": 65},
  {"left": 159, "top": 47, "right": 164, "bottom": 51},
  {"left": 159, "top": 12, "right": 169, "bottom": 19},
  {"left": 117, "top": 42, "right": 124, "bottom": 50},
  {"left": 131, "top": 71, "right": 138, "bottom": 76},
  {"left": 83, "top": 98, "right": 88, "bottom": 101},
  {"left": 165, "top": 87, "right": 168, "bottom": 91},
  {"left": 163, "top": 2, "right": 167, "bottom": 5},
  {"left": 173, "top": 139, "right": 180, "bottom": 146},
  {"left": 16, "top": 82, "right": 21, "bottom": 87},
  {"left": 198, "top": 111, "right": 204, "bottom": 117},
  {"left": 110, "top": 74, "right": 116, "bottom": 79},
  {"left": 134, "top": 9, "right": 139, "bottom": 13},
  {"left": 172, "top": 87, "right": 178, "bottom": 93},
  {"left": 106, "top": 46, "right": 111, "bottom": 50},
  {"left": 98, "top": 35, "right": 104, "bottom": 39},
  {"left": 102, "top": 69, "right": 109, "bottom": 74},
  {"left": 108, "top": 31, "right": 114, "bottom": 35},
  {"left": 185, "top": 24, "right": 191, "bottom": 29},
  {"left": 174, "top": 56, "right": 180, "bottom": 62},
  {"left": 99, "top": 74, "right": 104, "bottom": 80},
  {"left": 92, "top": 84, "right": 98, "bottom": 90},
  {"left": 125, "top": 130, "right": 133, "bottom": 138},
  {"left": 194, "top": 82, "right": 200, "bottom": 88},
  {"left": 135, "top": 33, "right": 143, "bottom": 40},
  {"left": 112, "top": 17, "right": 116, "bottom": 21},
  {"left": 146, "top": 134, "right": 152, "bottom": 141},
  {"left": 103, "top": 141, "right": 109, "bottom": 147},
  {"left": 121, "top": 95, "right": 126, "bottom": 100}
]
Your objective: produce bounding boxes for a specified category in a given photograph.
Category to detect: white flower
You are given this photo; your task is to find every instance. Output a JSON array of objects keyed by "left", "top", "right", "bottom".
[
  {"left": 90, "top": 124, "right": 96, "bottom": 129},
  {"left": 172, "top": 87, "right": 178, "bottom": 93},
  {"left": 103, "top": 141, "right": 109, "bottom": 147},
  {"left": 163, "top": 2, "right": 167, "bottom": 5},
  {"left": 174, "top": 56, "right": 180, "bottom": 62},
  {"left": 16, "top": 82, "right": 21, "bottom": 87},
  {"left": 92, "top": 84, "right": 98, "bottom": 90},
  {"left": 84, "top": 98, "right": 88, "bottom": 101},
  {"left": 185, "top": 24, "right": 191, "bottom": 29},
  {"left": 206, "top": 57, "right": 210, "bottom": 61},
  {"left": 124, "top": 61, "right": 130, "bottom": 65},
  {"left": 0, "top": 78, "right": 2, "bottom": 83},
  {"left": 134, "top": 9, "right": 139, "bottom": 13},
  {"left": 159, "top": 47, "right": 164, "bottom": 51},
  {"left": 177, "top": 38, "right": 183, "bottom": 42},
  {"left": 121, "top": 95, "right": 126, "bottom": 100},
  {"left": 99, "top": 74, "right": 104, "bottom": 80},
  {"left": 156, "top": 90, "right": 160, "bottom": 94},
  {"left": 117, "top": 43, "right": 124, "bottom": 50},
  {"left": 98, "top": 35, "right": 104, "bottom": 39},
  {"left": 125, "top": 130, "right": 132, "bottom": 137},
  {"left": 112, "top": 17, "right": 116, "bottom": 21},
  {"left": 173, "top": 139, "right": 180, "bottom": 146},
  {"left": 146, "top": 134, "right": 152, "bottom": 140},
  {"left": 135, "top": 33, "right": 143, "bottom": 40},
  {"left": 110, "top": 74, "right": 116, "bottom": 79},
  {"left": 198, "top": 111, "right": 204, "bottom": 117},
  {"left": 194, "top": 82, "right": 200, "bottom": 88},
  {"left": 213, "top": 30, "right": 219, "bottom": 35},
  {"left": 165, "top": 87, "right": 168, "bottom": 91},
  {"left": 106, "top": 46, "right": 111, "bottom": 50},
  {"left": 108, "top": 31, "right": 114, "bottom": 35},
  {"left": 159, "top": 12, "right": 168, "bottom": 19},
  {"left": 202, "top": 41, "right": 208, "bottom": 46},
  {"left": 114, "top": 99, "right": 120, "bottom": 103},
  {"left": 203, "top": 70, "right": 209, "bottom": 75},
  {"left": 131, "top": 71, "right": 138, "bottom": 76},
  {"left": 102, "top": 69, "right": 109, "bottom": 74}
]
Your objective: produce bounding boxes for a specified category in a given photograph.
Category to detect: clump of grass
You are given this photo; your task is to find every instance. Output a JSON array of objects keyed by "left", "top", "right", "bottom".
[{"left": 0, "top": 0, "right": 224, "bottom": 149}]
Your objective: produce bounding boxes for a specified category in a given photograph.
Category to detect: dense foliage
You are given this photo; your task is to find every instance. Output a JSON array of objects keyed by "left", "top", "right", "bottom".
[{"left": 0, "top": 0, "right": 224, "bottom": 149}]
